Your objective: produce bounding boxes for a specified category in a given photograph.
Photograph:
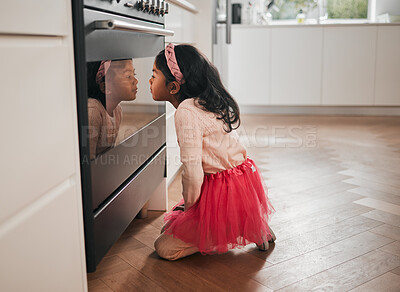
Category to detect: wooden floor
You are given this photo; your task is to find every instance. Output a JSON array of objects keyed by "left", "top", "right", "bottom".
[{"left": 87, "top": 115, "right": 400, "bottom": 292}]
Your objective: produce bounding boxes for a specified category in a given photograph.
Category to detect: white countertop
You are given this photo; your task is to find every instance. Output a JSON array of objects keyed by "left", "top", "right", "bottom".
[{"left": 224, "top": 19, "right": 400, "bottom": 28}]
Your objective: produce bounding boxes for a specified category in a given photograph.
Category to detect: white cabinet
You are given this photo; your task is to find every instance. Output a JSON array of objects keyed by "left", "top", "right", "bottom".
[
  {"left": 271, "top": 27, "right": 323, "bottom": 105},
  {"left": 166, "top": 103, "right": 181, "bottom": 185},
  {"left": 322, "top": 26, "right": 377, "bottom": 105},
  {"left": 0, "top": 2, "right": 87, "bottom": 292},
  {"left": 165, "top": 2, "right": 195, "bottom": 44},
  {"left": 215, "top": 24, "right": 400, "bottom": 108},
  {"left": 1, "top": 1, "right": 70, "bottom": 36},
  {"left": 374, "top": 26, "right": 400, "bottom": 105},
  {"left": 0, "top": 184, "right": 85, "bottom": 292},
  {"left": 0, "top": 36, "right": 77, "bottom": 222},
  {"left": 226, "top": 27, "right": 271, "bottom": 105}
]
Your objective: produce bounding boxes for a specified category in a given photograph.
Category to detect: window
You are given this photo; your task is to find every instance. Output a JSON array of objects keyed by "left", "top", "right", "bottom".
[
  {"left": 270, "top": 0, "right": 368, "bottom": 20},
  {"left": 327, "top": 0, "right": 368, "bottom": 18}
]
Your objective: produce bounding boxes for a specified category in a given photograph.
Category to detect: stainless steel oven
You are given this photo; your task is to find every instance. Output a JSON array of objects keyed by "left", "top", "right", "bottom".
[{"left": 72, "top": 0, "right": 173, "bottom": 272}]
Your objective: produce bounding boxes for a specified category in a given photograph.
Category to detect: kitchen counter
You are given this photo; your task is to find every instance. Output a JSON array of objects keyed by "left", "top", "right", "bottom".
[
  {"left": 227, "top": 20, "right": 400, "bottom": 28},
  {"left": 214, "top": 23, "right": 400, "bottom": 107}
]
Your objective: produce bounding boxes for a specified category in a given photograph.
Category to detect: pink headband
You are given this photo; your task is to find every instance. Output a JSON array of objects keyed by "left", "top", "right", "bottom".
[
  {"left": 95, "top": 60, "right": 111, "bottom": 84},
  {"left": 165, "top": 43, "right": 185, "bottom": 84}
]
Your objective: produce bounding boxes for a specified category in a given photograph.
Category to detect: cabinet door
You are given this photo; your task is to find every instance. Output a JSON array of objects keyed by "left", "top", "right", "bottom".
[
  {"left": 0, "top": 184, "right": 84, "bottom": 292},
  {"left": 0, "top": 36, "right": 77, "bottom": 222},
  {"left": 374, "top": 26, "right": 400, "bottom": 105},
  {"left": 226, "top": 28, "right": 271, "bottom": 105},
  {"left": 166, "top": 105, "right": 181, "bottom": 185},
  {"left": 271, "top": 27, "right": 323, "bottom": 105},
  {"left": 165, "top": 2, "right": 195, "bottom": 44},
  {"left": 1, "top": 1, "right": 70, "bottom": 36},
  {"left": 322, "top": 26, "right": 377, "bottom": 105}
]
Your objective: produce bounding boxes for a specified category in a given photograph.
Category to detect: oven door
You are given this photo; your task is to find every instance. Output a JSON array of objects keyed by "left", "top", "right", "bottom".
[{"left": 78, "top": 8, "right": 173, "bottom": 271}]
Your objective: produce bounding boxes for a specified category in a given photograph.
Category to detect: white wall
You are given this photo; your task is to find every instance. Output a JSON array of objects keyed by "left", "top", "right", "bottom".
[{"left": 375, "top": 0, "right": 400, "bottom": 16}]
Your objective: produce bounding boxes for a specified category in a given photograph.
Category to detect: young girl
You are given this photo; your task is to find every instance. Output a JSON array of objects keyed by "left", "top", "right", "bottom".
[
  {"left": 149, "top": 44, "right": 275, "bottom": 260},
  {"left": 87, "top": 59, "right": 138, "bottom": 159}
]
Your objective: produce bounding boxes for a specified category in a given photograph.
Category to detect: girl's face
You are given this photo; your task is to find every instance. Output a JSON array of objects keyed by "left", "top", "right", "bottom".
[
  {"left": 149, "top": 62, "right": 170, "bottom": 101},
  {"left": 106, "top": 59, "right": 138, "bottom": 101}
]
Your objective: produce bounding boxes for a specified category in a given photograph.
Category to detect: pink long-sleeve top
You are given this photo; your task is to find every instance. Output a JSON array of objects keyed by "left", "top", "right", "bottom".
[{"left": 175, "top": 98, "right": 247, "bottom": 209}]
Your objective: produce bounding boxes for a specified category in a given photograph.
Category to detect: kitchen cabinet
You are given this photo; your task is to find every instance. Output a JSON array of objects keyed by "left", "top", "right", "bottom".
[
  {"left": 215, "top": 27, "right": 271, "bottom": 105},
  {"left": 374, "top": 26, "right": 400, "bottom": 105},
  {"left": 1, "top": 184, "right": 85, "bottom": 292},
  {"left": 322, "top": 26, "right": 377, "bottom": 105},
  {"left": 166, "top": 102, "right": 181, "bottom": 185},
  {"left": 271, "top": 27, "right": 323, "bottom": 105},
  {"left": 215, "top": 24, "right": 400, "bottom": 109},
  {"left": 0, "top": 0, "right": 70, "bottom": 36},
  {"left": 165, "top": 1, "right": 196, "bottom": 44},
  {"left": 0, "top": 36, "right": 77, "bottom": 222},
  {"left": 0, "top": 2, "right": 87, "bottom": 291}
]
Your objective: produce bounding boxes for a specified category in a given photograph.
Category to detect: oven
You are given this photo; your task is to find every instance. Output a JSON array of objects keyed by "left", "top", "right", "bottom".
[{"left": 72, "top": 0, "right": 173, "bottom": 272}]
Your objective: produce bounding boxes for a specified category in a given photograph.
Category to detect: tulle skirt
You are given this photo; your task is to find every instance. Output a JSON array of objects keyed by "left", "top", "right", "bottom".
[{"left": 163, "top": 157, "right": 275, "bottom": 254}]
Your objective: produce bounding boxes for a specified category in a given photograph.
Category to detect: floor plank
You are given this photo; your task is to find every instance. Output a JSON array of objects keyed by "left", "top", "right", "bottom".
[
  {"left": 362, "top": 209, "right": 400, "bottom": 227},
  {"left": 349, "top": 272, "right": 400, "bottom": 292},
  {"left": 349, "top": 187, "right": 400, "bottom": 206},
  {"left": 101, "top": 267, "right": 166, "bottom": 292},
  {"left": 379, "top": 241, "right": 400, "bottom": 257},
  {"left": 354, "top": 198, "right": 400, "bottom": 216},
  {"left": 279, "top": 250, "right": 400, "bottom": 292},
  {"left": 87, "top": 279, "right": 113, "bottom": 292},
  {"left": 370, "top": 224, "right": 400, "bottom": 241},
  {"left": 343, "top": 177, "right": 400, "bottom": 197},
  {"left": 250, "top": 231, "right": 393, "bottom": 290},
  {"left": 251, "top": 216, "right": 383, "bottom": 264},
  {"left": 273, "top": 203, "right": 372, "bottom": 241}
]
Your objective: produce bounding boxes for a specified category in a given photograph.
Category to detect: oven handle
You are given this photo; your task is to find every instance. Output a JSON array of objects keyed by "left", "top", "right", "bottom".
[{"left": 93, "top": 20, "right": 174, "bottom": 37}]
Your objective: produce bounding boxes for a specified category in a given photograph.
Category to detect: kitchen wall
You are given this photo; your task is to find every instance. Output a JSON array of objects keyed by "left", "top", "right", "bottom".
[{"left": 375, "top": 0, "right": 400, "bottom": 17}]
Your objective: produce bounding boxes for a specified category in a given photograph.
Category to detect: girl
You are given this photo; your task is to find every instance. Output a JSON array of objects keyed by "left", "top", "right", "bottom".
[
  {"left": 87, "top": 59, "right": 138, "bottom": 159},
  {"left": 149, "top": 44, "right": 275, "bottom": 260}
]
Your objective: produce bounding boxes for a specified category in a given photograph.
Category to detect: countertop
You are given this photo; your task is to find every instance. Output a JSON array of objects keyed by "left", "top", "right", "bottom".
[{"left": 221, "top": 20, "right": 400, "bottom": 28}]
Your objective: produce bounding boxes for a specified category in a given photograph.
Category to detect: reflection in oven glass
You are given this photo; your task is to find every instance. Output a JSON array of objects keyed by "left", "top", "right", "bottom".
[
  {"left": 87, "top": 59, "right": 137, "bottom": 159},
  {"left": 87, "top": 58, "right": 162, "bottom": 160}
]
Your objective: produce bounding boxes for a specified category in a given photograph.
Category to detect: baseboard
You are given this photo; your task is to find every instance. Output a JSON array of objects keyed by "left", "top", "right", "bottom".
[{"left": 239, "top": 105, "right": 400, "bottom": 116}]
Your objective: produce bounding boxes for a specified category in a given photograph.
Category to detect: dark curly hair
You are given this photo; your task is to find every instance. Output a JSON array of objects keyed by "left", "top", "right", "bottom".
[
  {"left": 86, "top": 61, "right": 106, "bottom": 107},
  {"left": 155, "top": 44, "right": 240, "bottom": 132}
]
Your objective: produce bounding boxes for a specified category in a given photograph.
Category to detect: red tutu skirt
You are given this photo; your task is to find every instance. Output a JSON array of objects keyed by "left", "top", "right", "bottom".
[{"left": 164, "top": 157, "right": 275, "bottom": 254}]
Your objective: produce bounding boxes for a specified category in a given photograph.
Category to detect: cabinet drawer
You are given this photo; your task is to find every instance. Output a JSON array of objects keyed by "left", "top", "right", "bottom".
[
  {"left": 0, "top": 36, "right": 76, "bottom": 223},
  {"left": 93, "top": 147, "right": 166, "bottom": 265},
  {"left": 1, "top": 1, "right": 70, "bottom": 35}
]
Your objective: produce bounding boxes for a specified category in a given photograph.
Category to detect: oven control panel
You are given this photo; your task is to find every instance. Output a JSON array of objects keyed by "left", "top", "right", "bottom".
[
  {"left": 135, "top": 0, "right": 169, "bottom": 16},
  {"left": 85, "top": 0, "right": 168, "bottom": 24}
]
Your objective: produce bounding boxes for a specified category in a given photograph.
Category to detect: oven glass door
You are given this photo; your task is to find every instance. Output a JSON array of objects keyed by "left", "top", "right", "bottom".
[
  {"left": 83, "top": 8, "right": 168, "bottom": 210},
  {"left": 78, "top": 6, "right": 169, "bottom": 272},
  {"left": 86, "top": 57, "right": 163, "bottom": 160}
]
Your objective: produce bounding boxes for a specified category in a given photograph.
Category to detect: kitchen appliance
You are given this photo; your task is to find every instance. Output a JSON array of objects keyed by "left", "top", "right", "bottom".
[
  {"left": 72, "top": 0, "right": 173, "bottom": 272},
  {"left": 232, "top": 3, "right": 241, "bottom": 24},
  {"left": 213, "top": 0, "right": 232, "bottom": 44}
]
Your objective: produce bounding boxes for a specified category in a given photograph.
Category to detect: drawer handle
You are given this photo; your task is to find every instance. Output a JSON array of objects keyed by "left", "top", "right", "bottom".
[{"left": 93, "top": 19, "right": 174, "bottom": 37}]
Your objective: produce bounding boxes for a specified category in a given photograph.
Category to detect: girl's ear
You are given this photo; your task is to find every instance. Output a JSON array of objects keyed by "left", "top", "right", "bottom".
[
  {"left": 99, "top": 82, "right": 106, "bottom": 94},
  {"left": 168, "top": 81, "right": 181, "bottom": 95},
  {"left": 99, "top": 82, "right": 112, "bottom": 95}
]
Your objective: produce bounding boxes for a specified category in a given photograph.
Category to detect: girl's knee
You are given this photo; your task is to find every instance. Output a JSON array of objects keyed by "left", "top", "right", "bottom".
[
  {"left": 154, "top": 235, "right": 180, "bottom": 261},
  {"left": 154, "top": 234, "right": 197, "bottom": 261}
]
